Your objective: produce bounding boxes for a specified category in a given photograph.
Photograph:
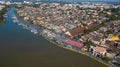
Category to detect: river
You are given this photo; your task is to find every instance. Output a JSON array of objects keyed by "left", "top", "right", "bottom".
[{"left": 0, "top": 6, "right": 107, "bottom": 67}]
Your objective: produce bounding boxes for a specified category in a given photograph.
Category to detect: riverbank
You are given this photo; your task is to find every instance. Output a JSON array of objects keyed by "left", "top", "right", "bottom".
[
  {"left": 13, "top": 4, "right": 118, "bottom": 67},
  {"left": 0, "top": 5, "right": 10, "bottom": 24},
  {"left": 0, "top": 5, "right": 113, "bottom": 67},
  {"left": 14, "top": 12, "right": 117, "bottom": 67},
  {"left": 42, "top": 34, "right": 116, "bottom": 67}
]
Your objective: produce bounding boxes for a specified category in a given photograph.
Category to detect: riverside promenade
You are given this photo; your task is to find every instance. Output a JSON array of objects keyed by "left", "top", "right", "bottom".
[{"left": 43, "top": 35, "right": 117, "bottom": 67}]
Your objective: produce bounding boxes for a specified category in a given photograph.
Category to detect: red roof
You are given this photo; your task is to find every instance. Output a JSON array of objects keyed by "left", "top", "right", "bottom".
[
  {"left": 65, "top": 39, "right": 84, "bottom": 48},
  {"left": 88, "top": 23, "right": 100, "bottom": 29},
  {"left": 67, "top": 27, "right": 85, "bottom": 37}
]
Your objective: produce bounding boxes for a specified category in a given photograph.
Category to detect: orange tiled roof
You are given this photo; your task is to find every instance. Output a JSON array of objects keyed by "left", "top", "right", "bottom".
[
  {"left": 93, "top": 46, "right": 106, "bottom": 53},
  {"left": 69, "top": 27, "right": 85, "bottom": 37}
]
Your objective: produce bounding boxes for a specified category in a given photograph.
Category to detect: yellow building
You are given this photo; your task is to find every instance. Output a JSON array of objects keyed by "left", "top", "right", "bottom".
[{"left": 109, "top": 36, "right": 119, "bottom": 41}]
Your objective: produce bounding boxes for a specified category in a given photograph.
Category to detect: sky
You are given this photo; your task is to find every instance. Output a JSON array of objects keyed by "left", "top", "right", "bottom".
[{"left": 3, "top": 0, "right": 120, "bottom": 2}]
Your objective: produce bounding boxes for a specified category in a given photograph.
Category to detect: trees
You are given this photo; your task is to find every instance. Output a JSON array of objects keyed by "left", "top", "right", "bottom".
[
  {"left": 105, "top": 8, "right": 120, "bottom": 21},
  {"left": 0, "top": 5, "right": 9, "bottom": 23},
  {"left": 85, "top": 40, "right": 94, "bottom": 48}
]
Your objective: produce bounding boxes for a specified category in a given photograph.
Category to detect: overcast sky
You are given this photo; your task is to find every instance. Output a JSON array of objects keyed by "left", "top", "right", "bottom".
[{"left": 7, "top": 0, "right": 120, "bottom": 2}]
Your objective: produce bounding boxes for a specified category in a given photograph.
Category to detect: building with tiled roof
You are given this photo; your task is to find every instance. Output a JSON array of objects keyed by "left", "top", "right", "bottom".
[
  {"left": 65, "top": 27, "right": 85, "bottom": 37},
  {"left": 65, "top": 39, "right": 84, "bottom": 49},
  {"left": 93, "top": 46, "right": 107, "bottom": 57}
]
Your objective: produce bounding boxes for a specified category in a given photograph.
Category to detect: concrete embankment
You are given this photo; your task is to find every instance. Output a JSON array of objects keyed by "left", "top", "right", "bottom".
[{"left": 43, "top": 36, "right": 117, "bottom": 67}]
